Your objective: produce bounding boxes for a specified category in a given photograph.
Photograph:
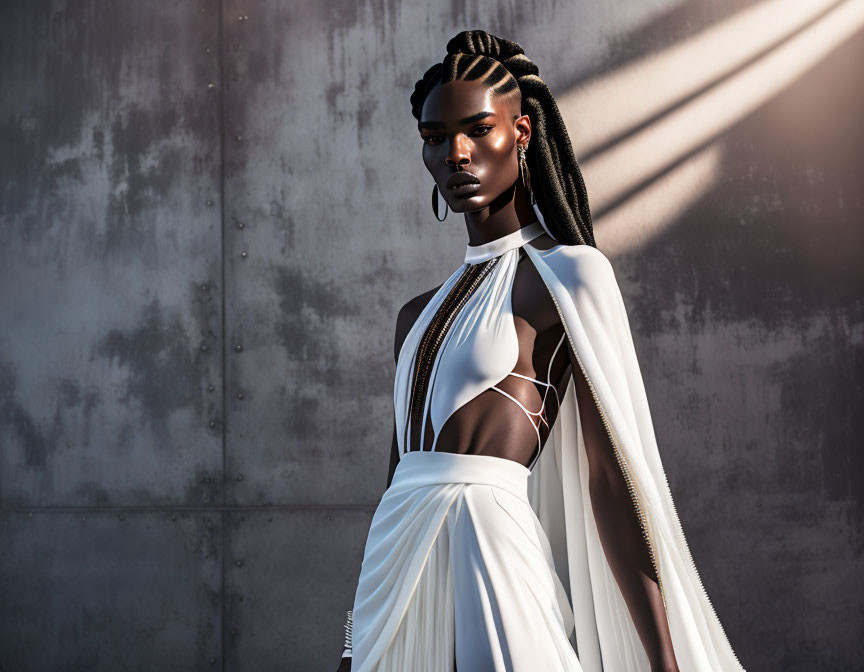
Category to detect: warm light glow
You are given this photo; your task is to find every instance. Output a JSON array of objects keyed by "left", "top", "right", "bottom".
[
  {"left": 594, "top": 143, "right": 724, "bottom": 257},
  {"left": 555, "top": 0, "right": 864, "bottom": 257},
  {"left": 563, "top": 0, "right": 846, "bottom": 157}
]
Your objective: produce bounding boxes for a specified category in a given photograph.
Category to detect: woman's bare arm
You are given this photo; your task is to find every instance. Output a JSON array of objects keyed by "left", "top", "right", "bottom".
[
  {"left": 337, "top": 288, "right": 439, "bottom": 671},
  {"left": 385, "top": 285, "right": 441, "bottom": 486},
  {"left": 386, "top": 422, "right": 399, "bottom": 489},
  {"left": 567, "top": 343, "right": 680, "bottom": 672}
]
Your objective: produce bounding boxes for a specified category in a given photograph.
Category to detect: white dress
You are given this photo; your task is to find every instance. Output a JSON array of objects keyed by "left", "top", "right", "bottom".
[{"left": 346, "top": 203, "right": 746, "bottom": 671}]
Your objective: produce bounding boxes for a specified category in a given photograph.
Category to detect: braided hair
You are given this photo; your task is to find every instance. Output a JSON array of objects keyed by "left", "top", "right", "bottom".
[{"left": 410, "top": 30, "right": 595, "bottom": 247}]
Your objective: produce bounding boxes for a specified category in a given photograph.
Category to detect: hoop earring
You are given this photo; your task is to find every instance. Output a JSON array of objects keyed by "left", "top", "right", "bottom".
[
  {"left": 518, "top": 144, "right": 536, "bottom": 205},
  {"left": 432, "top": 183, "right": 449, "bottom": 221}
]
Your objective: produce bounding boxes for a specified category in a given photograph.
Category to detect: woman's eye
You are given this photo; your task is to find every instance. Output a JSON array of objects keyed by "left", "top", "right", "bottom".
[{"left": 422, "top": 127, "right": 492, "bottom": 145}]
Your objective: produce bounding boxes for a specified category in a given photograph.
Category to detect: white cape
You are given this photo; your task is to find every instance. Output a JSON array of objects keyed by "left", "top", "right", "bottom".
[{"left": 522, "top": 242, "right": 746, "bottom": 672}]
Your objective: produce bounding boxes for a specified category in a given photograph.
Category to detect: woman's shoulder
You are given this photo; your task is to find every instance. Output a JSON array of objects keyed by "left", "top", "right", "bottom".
[
  {"left": 526, "top": 239, "right": 622, "bottom": 309},
  {"left": 527, "top": 237, "right": 613, "bottom": 272},
  {"left": 399, "top": 284, "right": 440, "bottom": 320},
  {"left": 393, "top": 284, "right": 440, "bottom": 363}
]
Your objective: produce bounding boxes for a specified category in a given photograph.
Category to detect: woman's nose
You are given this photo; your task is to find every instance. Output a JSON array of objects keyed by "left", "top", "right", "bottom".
[{"left": 446, "top": 136, "right": 470, "bottom": 167}]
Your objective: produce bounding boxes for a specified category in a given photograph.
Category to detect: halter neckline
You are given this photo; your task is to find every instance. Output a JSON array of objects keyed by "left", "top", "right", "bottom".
[{"left": 464, "top": 220, "right": 545, "bottom": 264}]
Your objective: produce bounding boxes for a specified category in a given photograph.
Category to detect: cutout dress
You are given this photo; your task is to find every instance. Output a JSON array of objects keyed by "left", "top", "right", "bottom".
[{"left": 345, "top": 204, "right": 746, "bottom": 671}]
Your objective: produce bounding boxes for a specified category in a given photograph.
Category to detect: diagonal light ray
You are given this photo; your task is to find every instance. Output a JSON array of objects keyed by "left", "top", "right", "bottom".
[
  {"left": 594, "top": 142, "right": 725, "bottom": 257},
  {"left": 562, "top": 0, "right": 851, "bottom": 159},
  {"left": 555, "top": 0, "right": 864, "bottom": 257}
]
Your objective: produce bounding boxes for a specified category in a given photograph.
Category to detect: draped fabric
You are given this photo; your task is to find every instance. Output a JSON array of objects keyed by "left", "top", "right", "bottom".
[
  {"left": 350, "top": 210, "right": 746, "bottom": 670},
  {"left": 350, "top": 450, "right": 584, "bottom": 672},
  {"left": 523, "top": 243, "right": 746, "bottom": 671}
]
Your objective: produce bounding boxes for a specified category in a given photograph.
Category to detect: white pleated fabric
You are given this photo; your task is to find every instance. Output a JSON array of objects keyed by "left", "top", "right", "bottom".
[
  {"left": 350, "top": 450, "right": 583, "bottom": 672},
  {"left": 522, "top": 241, "right": 745, "bottom": 671},
  {"left": 349, "top": 202, "right": 745, "bottom": 671}
]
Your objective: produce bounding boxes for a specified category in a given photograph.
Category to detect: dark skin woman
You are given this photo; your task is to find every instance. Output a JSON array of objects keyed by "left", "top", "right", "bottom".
[{"left": 338, "top": 36, "right": 679, "bottom": 672}]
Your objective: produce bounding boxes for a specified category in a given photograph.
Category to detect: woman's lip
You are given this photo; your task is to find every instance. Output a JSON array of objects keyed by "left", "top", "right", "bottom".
[
  {"left": 446, "top": 172, "right": 480, "bottom": 189},
  {"left": 449, "top": 182, "right": 481, "bottom": 195}
]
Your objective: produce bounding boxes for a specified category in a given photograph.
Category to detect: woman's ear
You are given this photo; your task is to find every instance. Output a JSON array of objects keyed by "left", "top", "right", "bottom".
[{"left": 515, "top": 113, "right": 532, "bottom": 147}]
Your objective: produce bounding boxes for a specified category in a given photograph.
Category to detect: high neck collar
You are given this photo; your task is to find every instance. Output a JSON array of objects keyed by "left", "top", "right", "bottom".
[{"left": 464, "top": 220, "right": 545, "bottom": 264}]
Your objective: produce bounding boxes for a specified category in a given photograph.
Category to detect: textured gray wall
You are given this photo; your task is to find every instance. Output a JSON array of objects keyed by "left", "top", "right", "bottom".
[{"left": 1, "top": 1, "right": 861, "bottom": 671}]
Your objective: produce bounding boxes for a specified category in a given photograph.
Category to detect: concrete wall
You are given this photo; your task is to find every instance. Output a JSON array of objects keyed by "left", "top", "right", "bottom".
[{"left": 1, "top": 1, "right": 861, "bottom": 670}]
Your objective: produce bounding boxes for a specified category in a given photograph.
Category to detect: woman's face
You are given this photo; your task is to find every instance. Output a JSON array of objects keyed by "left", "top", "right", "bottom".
[{"left": 419, "top": 79, "right": 529, "bottom": 213}]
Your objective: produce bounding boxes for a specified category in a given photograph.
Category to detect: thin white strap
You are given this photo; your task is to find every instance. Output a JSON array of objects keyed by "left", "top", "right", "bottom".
[
  {"left": 547, "top": 332, "right": 567, "bottom": 382},
  {"left": 535, "top": 331, "right": 567, "bottom": 425},
  {"left": 545, "top": 384, "right": 560, "bottom": 414},
  {"left": 492, "top": 385, "right": 552, "bottom": 431},
  {"left": 490, "top": 386, "right": 542, "bottom": 451},
  {"left": 490, "top": 386, "right": 544, "bottom": 415},
  {"left": 507, "top": 370, "right": 553, "bottom": 386}
]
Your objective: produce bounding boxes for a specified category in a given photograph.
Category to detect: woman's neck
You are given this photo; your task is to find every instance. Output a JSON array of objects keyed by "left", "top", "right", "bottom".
[{"left": 463, "top": 182, "right": 539, "bottom": 246}]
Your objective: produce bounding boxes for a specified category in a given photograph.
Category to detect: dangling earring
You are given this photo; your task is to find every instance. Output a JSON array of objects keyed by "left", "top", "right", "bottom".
[
  {"left": 432, "top": 183, "right": 449, "bottom": 221},
  {"left": 518, "top": 144, "right": 535, "bottom": 205}
]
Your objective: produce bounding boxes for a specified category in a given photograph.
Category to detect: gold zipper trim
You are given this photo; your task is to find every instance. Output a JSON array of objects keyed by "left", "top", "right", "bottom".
[
  {"left": 531, "top": 251, "right": 745, "bottom": 669},
  {"left": 408, "top": 257, "right": 500, "bottom": 449}
]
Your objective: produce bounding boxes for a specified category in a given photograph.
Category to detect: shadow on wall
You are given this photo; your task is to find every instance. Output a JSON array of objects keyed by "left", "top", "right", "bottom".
[
  {"left": 557, "top": 0, "right": 864, "bottom": 257},
  {"left": 554, "top": 2, "right": 864, "bottom": 669}
]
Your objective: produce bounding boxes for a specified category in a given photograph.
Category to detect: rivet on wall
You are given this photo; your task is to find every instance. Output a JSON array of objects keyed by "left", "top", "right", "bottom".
[
  {"left": 208, "top": 384, "right": 215, "bottom": 391},
  {"left": 205, "top": 199, "right": 213, "bottom": 206},
  {"left": 234, "top": 344, "right": 242, "bottom": 352},
  {"left": 240, "top": 251, "right": 248, "bottom": 258},
  {"left": 237, "top": 221, "right": 245, "bottom": 229},
  {"left": 235, "top": 559, "right": 244, "bottom": 567},
  {"left": 200, "top": 344, "right": 209, "bottom": 353},
  {"left": 237, "top": 392, "right": 244, "bottom": 400}
]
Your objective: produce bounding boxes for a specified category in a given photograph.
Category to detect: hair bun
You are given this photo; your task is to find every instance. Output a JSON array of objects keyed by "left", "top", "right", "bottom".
[
  {"left": 445, "top": 30, "right": 539, "bottom": 79},
  {"left": 446, "top": 30, "right": 521, "bottom": 60}
]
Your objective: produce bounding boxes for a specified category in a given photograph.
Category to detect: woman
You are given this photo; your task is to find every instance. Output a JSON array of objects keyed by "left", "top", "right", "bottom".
[{"left": 337, "top": 30, "right": 745, "bottom": 672}]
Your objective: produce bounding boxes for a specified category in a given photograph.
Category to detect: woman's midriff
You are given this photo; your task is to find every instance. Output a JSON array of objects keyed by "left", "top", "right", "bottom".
[{"left": 405, "top": 322, "right": 572, "bottom": 468}]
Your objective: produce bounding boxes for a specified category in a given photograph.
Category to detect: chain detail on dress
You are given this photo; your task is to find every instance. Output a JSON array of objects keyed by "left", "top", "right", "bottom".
[{"left": 407, "top": 258, "right": 500, "bottom": 441}]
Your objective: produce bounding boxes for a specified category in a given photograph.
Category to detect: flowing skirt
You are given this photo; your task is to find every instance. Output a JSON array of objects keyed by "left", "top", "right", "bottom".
[{"left": 349, "top": 450, "right": 584, "bottom": 672}]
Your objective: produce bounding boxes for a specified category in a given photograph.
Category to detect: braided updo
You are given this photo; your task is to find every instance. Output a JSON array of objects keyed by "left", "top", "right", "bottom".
[{"left": 410, "top": 30, "right": 595, "bottom": 247}]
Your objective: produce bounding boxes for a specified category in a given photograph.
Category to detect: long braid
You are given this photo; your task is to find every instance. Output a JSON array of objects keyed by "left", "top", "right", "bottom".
[{"left": 410, "top": 30, "right": 595, "bottom": 247}]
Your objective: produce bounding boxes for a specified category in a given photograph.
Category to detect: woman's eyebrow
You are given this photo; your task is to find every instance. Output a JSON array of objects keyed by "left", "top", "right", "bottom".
[{"left": 418, "top": 110, "right": 495, "bottom": 131}]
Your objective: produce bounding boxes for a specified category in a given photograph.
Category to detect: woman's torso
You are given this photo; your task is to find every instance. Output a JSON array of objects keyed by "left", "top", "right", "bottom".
[{"left": 393, "top": 226, "right": 574, "bottom": 471}]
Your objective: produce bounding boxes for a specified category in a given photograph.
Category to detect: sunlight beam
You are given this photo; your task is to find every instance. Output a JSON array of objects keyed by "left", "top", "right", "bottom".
[
  {"left": 582, "top": 0, "right": 864, "bottom": 214},
  {"left": 561, "top": 0, "right": 848, "bottom": 158}
]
